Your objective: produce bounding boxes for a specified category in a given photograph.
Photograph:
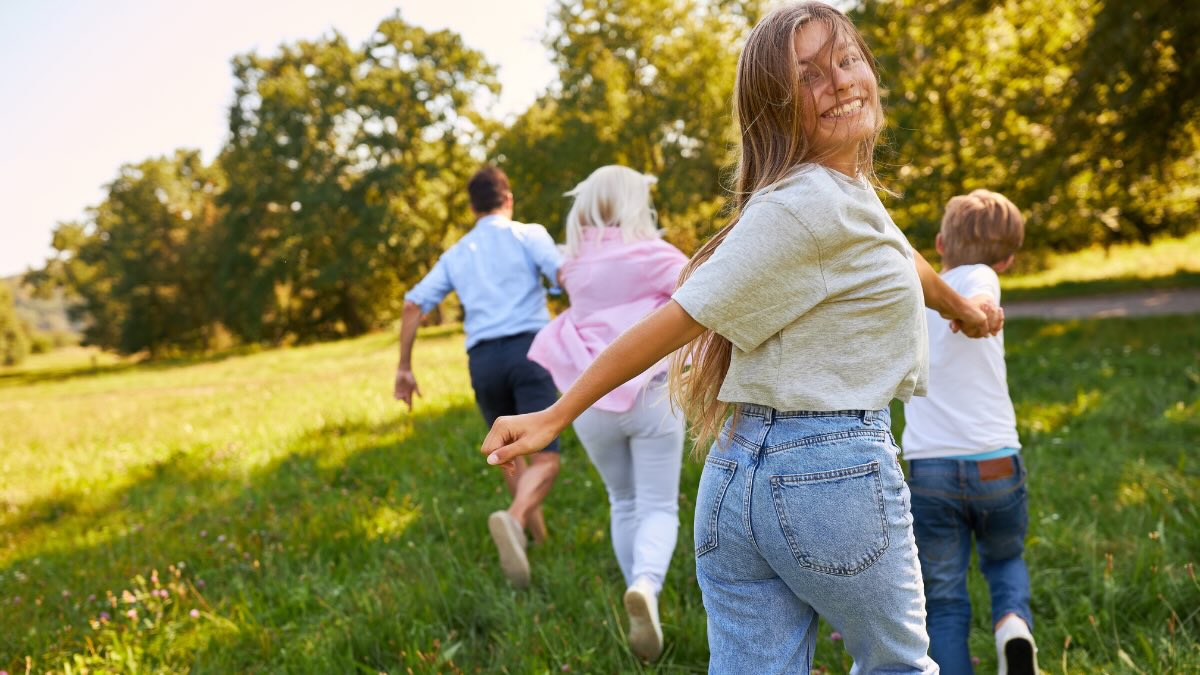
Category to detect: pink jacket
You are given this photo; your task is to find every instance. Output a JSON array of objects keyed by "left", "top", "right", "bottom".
[{"left": 528, "top": 228, "right": 689, "bottom": 412}]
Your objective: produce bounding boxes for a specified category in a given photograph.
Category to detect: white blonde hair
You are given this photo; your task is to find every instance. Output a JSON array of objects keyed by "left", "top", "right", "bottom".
[{"left": 563, "top": 165, "right": 660, "bottom": 257}]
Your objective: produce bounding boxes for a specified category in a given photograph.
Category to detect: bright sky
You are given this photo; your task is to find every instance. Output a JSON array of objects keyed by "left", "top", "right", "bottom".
[{"left": 0, "top": 0, "right": 556, "bottom": 277}]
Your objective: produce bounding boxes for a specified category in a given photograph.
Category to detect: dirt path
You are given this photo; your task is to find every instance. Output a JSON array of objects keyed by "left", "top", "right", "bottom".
[{"left": 1004, "top": 287, "right": 1200, "bottom": 320}]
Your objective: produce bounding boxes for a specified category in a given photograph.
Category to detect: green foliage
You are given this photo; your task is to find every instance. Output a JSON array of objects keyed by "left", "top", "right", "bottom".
[
  {"left": 30, "top": 151, "right": 223, "bottom": 356},
  {"left": 1, "top": 318, "right": 1197, "bottom": 671},
  {"left": 856, "top": 0, "right": 1200, "bottom": 251},
  {"left": 0, "top": 283, "right": 32, "bottom": 366},
  {"left": 23, "top": 0, "right": 1200, "bottom": 353},
  {"left": 497, "top": 0, "right": 764, "bottom": 251},
  {"left": 216, "top": 13, "right": 497, "bottom": 344}
]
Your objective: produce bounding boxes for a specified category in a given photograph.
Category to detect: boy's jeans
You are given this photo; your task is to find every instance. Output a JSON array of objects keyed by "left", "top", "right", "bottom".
[
  {"left": 907, "top": 454, "right": 1033, "bottom": 674},
  {"left": 695, "top": 406, "right": 937, "bottom": 674}
]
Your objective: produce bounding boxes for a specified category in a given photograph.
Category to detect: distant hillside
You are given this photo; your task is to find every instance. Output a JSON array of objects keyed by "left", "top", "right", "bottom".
[{"left": 2, "top": 274, "right": 83, "bottom": 336}]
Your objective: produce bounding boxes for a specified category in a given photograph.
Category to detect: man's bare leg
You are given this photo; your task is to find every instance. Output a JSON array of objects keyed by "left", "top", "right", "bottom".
[
  {"left": 501, "top": 457, "right": 549, "bottom": 544},
  {"left": 506, "top": 452, "right": 559, "bottom": 543}
]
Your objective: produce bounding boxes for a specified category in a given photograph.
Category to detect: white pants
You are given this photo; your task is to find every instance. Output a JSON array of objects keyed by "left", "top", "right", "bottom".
[{"left": 572, "top": 379, "right": 685, "bottom": 593}]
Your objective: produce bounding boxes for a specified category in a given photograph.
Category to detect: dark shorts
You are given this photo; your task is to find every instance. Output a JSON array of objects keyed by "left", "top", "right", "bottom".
[{"left": 467, "top": 331, "right": 561, "bottom": 453}]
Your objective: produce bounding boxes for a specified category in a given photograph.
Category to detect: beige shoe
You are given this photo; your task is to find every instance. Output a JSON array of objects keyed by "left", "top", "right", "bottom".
[
  {"left": 624, "top": 577, "right": 663, "bottom": 661},
  {"left": 487, "top": 511, "right": 530, "bottom": 588}
]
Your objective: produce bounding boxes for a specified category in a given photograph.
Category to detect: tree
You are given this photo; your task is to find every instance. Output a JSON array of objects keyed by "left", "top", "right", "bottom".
[
  {"left": 496, "top": 0, "right": 765, "bottom": 252},
  {"left": 0, "top": 282, "right": 32, "bottom": 366},
  {"left": 216, "top": 12, "right": 498, "bottom": 343},
  {"left": 32, "top": 151, "right": 224, "bottom": 356}
]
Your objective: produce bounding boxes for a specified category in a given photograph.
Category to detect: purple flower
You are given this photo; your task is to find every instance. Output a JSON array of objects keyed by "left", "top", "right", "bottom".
[
  {"left": 561, "top": 665, "right": 570, "bottom": 673},
  {"left": 99, "top": 611, "right": 110, "bottom": 621},
  {"left": 190, "top": 609, "right": 200, "bottom": 618},
  {"left": 971, "top": 656, "right": 981, "bottom": 666},
  {"left": 829, "top": 631, "right": 842, "bottom": 642},
  {"left": 196, "top": 579, "right": 206, "bottom": 588}
]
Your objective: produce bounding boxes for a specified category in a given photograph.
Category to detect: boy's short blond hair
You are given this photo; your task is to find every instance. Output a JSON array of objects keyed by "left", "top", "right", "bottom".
[{"left": 939, "top": 189, "right": 1025, "bottom": 268}]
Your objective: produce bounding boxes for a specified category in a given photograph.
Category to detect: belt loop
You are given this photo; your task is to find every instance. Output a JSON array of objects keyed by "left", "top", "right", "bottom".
[
  {"left": 766, "top": 407, "right": 775, "bottom": 425},
  {"left": 859, "top": 410, "right": 869, "bottom": 424}
]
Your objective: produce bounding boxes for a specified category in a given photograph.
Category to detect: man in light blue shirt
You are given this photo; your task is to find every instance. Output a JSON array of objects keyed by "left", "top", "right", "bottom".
[{"left": 394, "top": 166, "right": 561, "bottom": 589}]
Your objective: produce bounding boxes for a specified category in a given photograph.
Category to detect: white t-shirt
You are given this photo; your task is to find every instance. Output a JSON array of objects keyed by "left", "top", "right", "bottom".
[{"left": 902, "top": 264, "right": 1020, "bottom": 459}]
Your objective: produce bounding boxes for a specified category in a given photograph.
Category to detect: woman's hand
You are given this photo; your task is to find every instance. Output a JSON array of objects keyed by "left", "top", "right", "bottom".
[
  {"left": 481, "top": 408, "right": 567, "bottom": 473},
  {"left": 948, "top": 295, "right": 1004, "bottom": 337},
  {"left": 479, "top": 300, "right": 704, "bottom": 474}
]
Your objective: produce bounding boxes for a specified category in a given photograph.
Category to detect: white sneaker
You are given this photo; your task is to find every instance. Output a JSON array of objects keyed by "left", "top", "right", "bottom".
[
  {"left": 624, "top": 576, "right": 663, "bottom": 661},
  {"left": 487, "top": 511, "right": 530, "bottom": 589},
  {"left": 996, "top": 615, "right": 1038, "bottom": 675}
]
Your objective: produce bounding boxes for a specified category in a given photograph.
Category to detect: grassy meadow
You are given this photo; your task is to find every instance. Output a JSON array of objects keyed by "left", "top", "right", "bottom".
[
  {"left": 1000, "top": 230, "right": 1200, "bottom": 301},
  {"left": 1, "top": 314, "right": 1198, "bottom": 673}
]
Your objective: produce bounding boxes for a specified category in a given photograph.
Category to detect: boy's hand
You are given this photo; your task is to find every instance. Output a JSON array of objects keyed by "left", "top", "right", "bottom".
[
  {"left": 482, "top": 409, "right": 564, "bottom": 474},
  {"left": 394, "top": 368, "right": 421, "bottom": 410},
  {"left": 949, "top": 295, "right": 1004, "bottom": 337}
]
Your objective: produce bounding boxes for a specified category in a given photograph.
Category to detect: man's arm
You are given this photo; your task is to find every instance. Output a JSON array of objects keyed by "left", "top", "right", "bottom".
[
  {"left": 396, "top": 259, "right": 452, "bottom": 410},
  {"left": 913, "top": 249, "right": 1003, "bottom": 337},
  {"left": 394, "top": 301, "right": 424, "bottom": 409}
]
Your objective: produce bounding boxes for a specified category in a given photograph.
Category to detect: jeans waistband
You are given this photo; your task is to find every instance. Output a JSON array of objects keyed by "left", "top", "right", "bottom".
[{"left": 736, "top": 404, "right": 888, "bottom": 425}]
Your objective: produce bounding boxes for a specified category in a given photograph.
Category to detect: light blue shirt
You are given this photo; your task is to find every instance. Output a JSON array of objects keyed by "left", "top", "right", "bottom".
[{"left": 405, "top": 214, "right": 562, "bottom": 350}]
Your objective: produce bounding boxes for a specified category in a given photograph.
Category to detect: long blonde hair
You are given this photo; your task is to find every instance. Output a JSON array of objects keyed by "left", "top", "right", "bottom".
[
  {"left": 563, "top": 165, "right": 660, "bottom": 257},
  {"left": 667, "top": 2, "right": 886, "bottom": 454}
]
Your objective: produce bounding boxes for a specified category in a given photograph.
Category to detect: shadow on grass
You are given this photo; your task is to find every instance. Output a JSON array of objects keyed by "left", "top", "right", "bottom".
[
  {"left": 0, "top": 396, "right": 687, "bottom": 673},
  {"left": 4, "top": 316, "right": 1197, "bottom": 673}
]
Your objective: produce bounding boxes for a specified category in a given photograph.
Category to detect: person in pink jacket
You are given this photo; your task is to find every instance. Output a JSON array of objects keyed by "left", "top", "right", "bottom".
[{"left": 527, "top": 165, "right": 688, "bottom": 662}]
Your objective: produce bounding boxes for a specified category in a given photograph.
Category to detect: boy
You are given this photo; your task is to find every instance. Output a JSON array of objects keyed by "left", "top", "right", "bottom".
[
  {"left": 395, "top": 166, "right": 561, "bottom": 589},
  {"left": 903, "top": 189, "right": 1036, "bottom": 675}
]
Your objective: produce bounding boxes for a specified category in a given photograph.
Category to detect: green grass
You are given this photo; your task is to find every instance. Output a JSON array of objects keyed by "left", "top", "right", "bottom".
[
  {"left": 1000, "top": 231, "right": 1200, "bottom": 302},
  {"left": 1, "top": 318, "right": 1198, "bottom": 673}
]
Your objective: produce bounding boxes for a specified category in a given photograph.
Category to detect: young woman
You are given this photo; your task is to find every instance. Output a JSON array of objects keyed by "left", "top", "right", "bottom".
[
  {"left": 527, "top": 165, "right": 688, "bottom": 661},
  {"left": 483, "top": 3, "right": 1001, "bottom": 671}
]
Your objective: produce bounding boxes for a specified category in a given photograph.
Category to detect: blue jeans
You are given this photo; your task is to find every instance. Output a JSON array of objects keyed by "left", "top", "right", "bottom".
[
  {"left": 694, "top": 406, "right": 937, "bottom": 674},
  {"left": 907, "top": 455, "right": 1032, "bottom": 675}
]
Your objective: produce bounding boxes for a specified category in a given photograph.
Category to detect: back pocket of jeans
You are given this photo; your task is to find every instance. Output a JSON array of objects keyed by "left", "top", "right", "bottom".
[
  {"left": 770, "top": 461, "right": 889, "bottom": 576},
  {"left": 694, "top": 455, "right": 737, "bottom": 558}
]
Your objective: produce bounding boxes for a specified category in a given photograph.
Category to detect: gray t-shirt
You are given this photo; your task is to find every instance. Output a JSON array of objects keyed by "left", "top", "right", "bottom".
[{"left": 673, "top": 164, "right": 929, "bottom": 411}]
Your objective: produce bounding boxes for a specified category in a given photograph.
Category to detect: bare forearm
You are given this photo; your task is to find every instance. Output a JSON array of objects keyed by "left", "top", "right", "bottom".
[
  {"left": 548, "top": 300, "right": 704, "bottom": 427},
  {"left": 913, "top": 249, "right": 967, "bottom": 318},
  {"left": 397, "top": 302, "right": 423, "bottom": 369}
]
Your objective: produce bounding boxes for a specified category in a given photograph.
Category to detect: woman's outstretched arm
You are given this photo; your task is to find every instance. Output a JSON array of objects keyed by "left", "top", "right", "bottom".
[{"left": 482, "top": 300, "right": 704, "bottom": 468}]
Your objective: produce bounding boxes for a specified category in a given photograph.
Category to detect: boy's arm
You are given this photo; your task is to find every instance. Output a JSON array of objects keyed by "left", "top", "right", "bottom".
[
  {"left": 913, "top": 249, "right": 1003, "bottom": 337},
  {"left": 482, "top": 300, "right": 704, "bottom": 466}
]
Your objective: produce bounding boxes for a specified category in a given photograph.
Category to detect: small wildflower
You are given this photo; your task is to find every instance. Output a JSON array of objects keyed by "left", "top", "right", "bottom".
[
  {"left": 151, "top": 570, "right": 160, "bottom": 584},
  {"left": 190, "top": 609, "right": 200, "bottom": 618},
  {"left": 122, "top": 590, "right": 137, "bottom": 604},
  {"left": 971, "top": 656, "right": 981, "bottom": 666},
  {"left": 126, "top": 608, "right": 138, "bottom": 620},
  {"left": 217, "top": 534, "right": 226, "bottom": 543},
  {"left": 200, "top": 530, "right": 207, "bottom": 538},
  {"left": 829, "top": 631, "right": 842, "bottom": 642},
  {"left": 61, "top": 590, "right": 71, "bottom": 598},
  {"left": 197, "top": 579, "right": 206, "bottom": 588},
  {"left": 99, "top": 611, "right": 110, "bottom": 621},
  {"left": 87, "top": 594, "right": 96, "bottom": 602}
]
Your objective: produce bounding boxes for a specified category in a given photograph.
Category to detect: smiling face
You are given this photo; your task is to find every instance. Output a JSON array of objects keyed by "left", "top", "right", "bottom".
[{"left": 793, "top": 20, "right": 881, "bottom": 176}]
